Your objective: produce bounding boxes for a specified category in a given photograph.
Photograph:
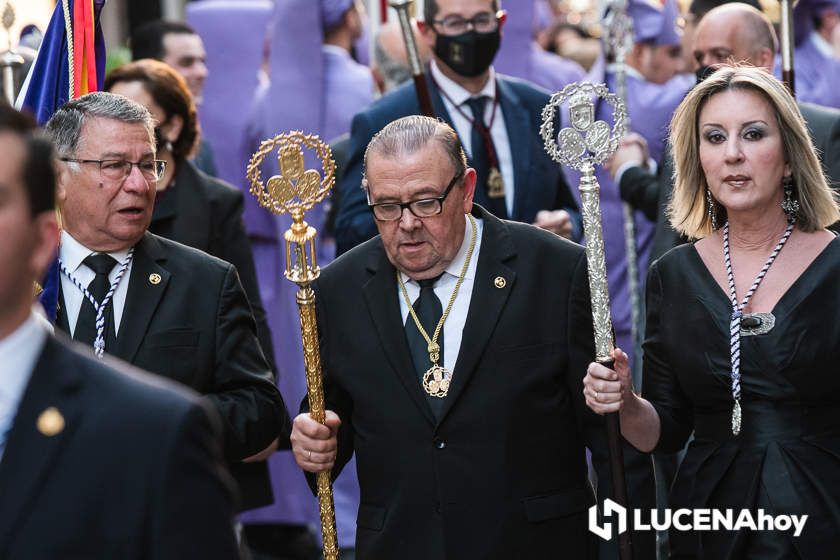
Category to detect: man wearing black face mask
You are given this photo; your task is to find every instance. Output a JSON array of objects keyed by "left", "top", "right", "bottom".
[
  {"left": 332, "top": 0, "right": 583, "bottom": 255},
  {"left": 614, "top": 1, "right": 840, "bottom": 261}
]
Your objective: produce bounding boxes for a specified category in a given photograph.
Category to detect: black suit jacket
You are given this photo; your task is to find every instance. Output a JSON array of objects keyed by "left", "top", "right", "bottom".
[
  {"left": 310, "top": 206, "right": 654, "bottom": 559},
  {"left": 57, "top": 232, "right": 289, "bottom": 509},
  {"left": 621, "top": 101, "right": 840, "bottom": 262},
  {"left": 333, "top": 73, "right": 580, "bottom": 255},
  {"left": 0, "top": 335, "right": 239, "bottom": 559},
  {"left": 150, "top": 160, "right": 276, "bottom": 375}
]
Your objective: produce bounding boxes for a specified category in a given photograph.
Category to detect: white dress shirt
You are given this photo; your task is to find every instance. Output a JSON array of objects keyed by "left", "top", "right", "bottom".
[
  {"left": 59, "top": 231, "right": 134, "bottom": 336},
  {"left": 398, "top": 215, "right": 483, "bottom": 372},
  {"left": 0, "top": 310, "right": 49, "bottom": 463},
  {"left": 431, "top": 61, "right": 515, "bottom": 216}
]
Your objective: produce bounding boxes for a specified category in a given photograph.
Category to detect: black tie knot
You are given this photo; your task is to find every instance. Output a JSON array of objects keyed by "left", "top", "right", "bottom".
[
  {"left": 465, "top": 96, "right": 488, "bottom": 128},
  {"left": 417, "top": 273, "right": 444, "bottom": 290},
  {"left": 84, "top": 253, "right": 117, "bottom": 276}
]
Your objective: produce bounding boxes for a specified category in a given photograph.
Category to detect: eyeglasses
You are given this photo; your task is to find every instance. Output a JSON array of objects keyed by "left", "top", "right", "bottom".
[
  {"left": 60, "top": 158, "right": 167, "bottom": 182},
  {"left": 432, "top": 11, "right": 502, "bottom": 35},
  {"left": 368, "top": 170, "right": 464, "bottom": 221}
]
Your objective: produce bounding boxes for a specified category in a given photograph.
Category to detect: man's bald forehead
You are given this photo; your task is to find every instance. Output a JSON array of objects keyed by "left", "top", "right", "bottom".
[{"left": 701, "top": 3, "right": 776, "bottom": 52}]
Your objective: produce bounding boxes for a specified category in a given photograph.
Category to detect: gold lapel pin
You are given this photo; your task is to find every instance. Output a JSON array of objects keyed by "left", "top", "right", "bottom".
[
  {"left": 494, "top": 276, "right": 506, "bottom": 289},
  {"left": 37, "top": 407, "right": 65, "bottom": 437},
  {"left": 149, "top": 273, "right": 162, "bottom": 285}
]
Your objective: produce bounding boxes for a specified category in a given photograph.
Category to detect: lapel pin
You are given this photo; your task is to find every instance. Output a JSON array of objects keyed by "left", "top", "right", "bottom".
[
  {"left": 148, "top": 273, "right": 162, "bottom": 285},
  {"left": 37, "top": 407, "right": 65, "bottom": 437},
  {"left": 494, "top": 276, "right": 506, "bottom": 289}
]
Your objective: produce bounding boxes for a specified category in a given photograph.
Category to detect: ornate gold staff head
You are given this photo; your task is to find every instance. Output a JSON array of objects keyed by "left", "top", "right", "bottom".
[{"left": 247, "top": 131, "right": 335, "bottom": 287}]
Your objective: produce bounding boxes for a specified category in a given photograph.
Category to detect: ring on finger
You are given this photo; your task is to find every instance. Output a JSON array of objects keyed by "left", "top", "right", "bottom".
[
  {"left": 594, "top": 390, "right": 599, "bottom": 401},
  {"left": 308, "top": 449, "right": 312, "bottom": 461}
]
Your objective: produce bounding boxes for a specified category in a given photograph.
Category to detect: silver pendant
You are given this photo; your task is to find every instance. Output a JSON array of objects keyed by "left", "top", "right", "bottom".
[
  {"left": 739, "top": 312, "right": 775, "bottom": 336},
  {"left": 731, "top": 400, "right": 741, "bottom": 435}
]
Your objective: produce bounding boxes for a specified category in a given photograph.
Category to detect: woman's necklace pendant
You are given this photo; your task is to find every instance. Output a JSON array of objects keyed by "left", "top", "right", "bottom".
[
  {"left": 731, "top": 399, "right": 742, "bottom": 436},
  {"left": 423, "top": 365, "right": 452, "bottom": 398}
]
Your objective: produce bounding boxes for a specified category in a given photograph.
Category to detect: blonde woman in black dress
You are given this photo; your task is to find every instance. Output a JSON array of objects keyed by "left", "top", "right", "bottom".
[{"left": 584, "top": 66, "right": 840, "bottom": 558}]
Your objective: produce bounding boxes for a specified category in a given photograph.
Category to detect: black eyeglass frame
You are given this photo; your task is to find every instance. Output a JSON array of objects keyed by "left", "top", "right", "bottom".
[
  {"left": 431, "top": 11, "right": 504, "bottom": 35},
  {"left": 368, "top": 169, "right": 465, "bottom": 221},
  {"left": 60, "top": 158, "right": 167, "bottom": 182}
]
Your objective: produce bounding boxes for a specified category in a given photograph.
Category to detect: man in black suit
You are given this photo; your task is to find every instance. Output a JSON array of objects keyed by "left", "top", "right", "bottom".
[
  {"left": 291, "top": 116, "right": 654, "bottom": 559},
  {"left": 333, "top": 0, "right": 581, "bottom": 255},
  {"left": 0, "top": 105, "right": 239, "bottom": 558},
  {"left": 615, "top": 2, "right": 840, "bottom": 262},
  {"left": 45, "top": 92, "right": 289, "bottom": 508}
]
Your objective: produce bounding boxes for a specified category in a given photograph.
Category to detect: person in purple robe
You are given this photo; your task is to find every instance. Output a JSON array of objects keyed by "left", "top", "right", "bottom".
[
  {"left": 564, "top": 0, "right": 692, "bottom": 374},
  {"left": 240, "top": 1, "right": 373, "bottom": 558},
  {"left": 773, "top": 0, "right": 840, "bottom": 108}
]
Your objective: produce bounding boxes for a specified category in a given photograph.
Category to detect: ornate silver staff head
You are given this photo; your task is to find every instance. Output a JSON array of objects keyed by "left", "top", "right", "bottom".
[
  {"left": 540, "top": 81, "right": 627, "bottom": 173},
  {"left": 540, "top": 82, "right": 628, "bottom": 363}
]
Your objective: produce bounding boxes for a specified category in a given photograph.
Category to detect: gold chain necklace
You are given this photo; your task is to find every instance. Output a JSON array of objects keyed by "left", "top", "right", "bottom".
[{"left": 397, "top": 213, "right": 478, "bottom": 398}]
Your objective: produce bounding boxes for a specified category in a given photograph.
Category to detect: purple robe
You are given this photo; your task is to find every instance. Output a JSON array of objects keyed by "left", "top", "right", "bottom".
[
  {"left": 563, "top": 66, "right": 692, "bottom": 369},
  {"left": 774, "top": 33, "right": 840, "bottom": 109},
  {"left": 322, "top": 45, "right": 375, "bottom": 143},
  {"left": 528, "top": 42, "right": 586, "bottom": 93}
]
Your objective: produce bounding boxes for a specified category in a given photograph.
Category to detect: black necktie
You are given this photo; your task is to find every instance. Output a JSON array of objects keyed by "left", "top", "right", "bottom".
[
  {"left": 465, "top": 96, "right": 507, "bottom": 219},
  {"left": 74, "top": 253, "right": 117, "bottom": 348},
  {"left": 405, "top": 275, "right": 446, "bottom": 415}
]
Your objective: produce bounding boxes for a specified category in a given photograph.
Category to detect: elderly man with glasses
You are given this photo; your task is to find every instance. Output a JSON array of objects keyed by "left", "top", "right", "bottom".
[
  {"left": 332, "top": 0, "right": 582, "bottom": 256},
  {"left": 46, "top": 92, "right": 289, "bottom": 479},
  {"left": 290, "top": 115, "right": 654, "bottom": 560}
]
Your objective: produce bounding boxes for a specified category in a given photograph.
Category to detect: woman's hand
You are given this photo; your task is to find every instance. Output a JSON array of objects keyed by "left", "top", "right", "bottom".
[{"left": 583, "top": 347, "right": 635, "bottom": 415}]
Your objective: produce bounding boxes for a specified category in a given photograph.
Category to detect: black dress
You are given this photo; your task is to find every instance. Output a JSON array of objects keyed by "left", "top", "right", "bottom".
[{"left": 644, "top": 238, "right": 840, "bottom": 559}]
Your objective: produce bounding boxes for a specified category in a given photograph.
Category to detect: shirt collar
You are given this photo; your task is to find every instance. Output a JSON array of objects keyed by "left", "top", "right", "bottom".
[
  {"left": 60, "top": 231, "right": 132, "bottom": 273},
  {"left": 605, "top": 63, "right": 644, "bottom": 82},
  {"left": 322, "top": 44, "right": 352, "bottom": 59},
  {"left": 0, "top": 310, "right": 48, "bottom": 405},
  {"left": 430, "top": 59, "right": 496, "bottom": 107}
]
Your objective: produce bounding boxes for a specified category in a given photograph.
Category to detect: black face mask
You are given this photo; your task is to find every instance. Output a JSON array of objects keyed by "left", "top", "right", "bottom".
[
  {"left": 695, "top": 65, "right": 715, "bottom": 84},
  {"left": 434, "top": 29, "right": 500, "bottom": 78}
]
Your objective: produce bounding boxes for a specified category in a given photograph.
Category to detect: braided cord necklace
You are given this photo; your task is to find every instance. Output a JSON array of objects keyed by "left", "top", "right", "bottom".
[
  {"left": 59, "top": 248, "right": 134, "bottom": 358},
  {"left": 398, "top": 214, "right": 478, "bottom": 398},
  {"left": 723, "top": 220, "right": 793, "bottom": 435}
]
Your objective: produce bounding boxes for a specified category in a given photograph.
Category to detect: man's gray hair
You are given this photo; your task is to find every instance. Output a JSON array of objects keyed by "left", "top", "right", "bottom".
[
  {"left": 44, "top": 91, "right": 155, "bottom": 157},
  {"left": 363, "top": 115, "right": 467, "bottom": 189}
]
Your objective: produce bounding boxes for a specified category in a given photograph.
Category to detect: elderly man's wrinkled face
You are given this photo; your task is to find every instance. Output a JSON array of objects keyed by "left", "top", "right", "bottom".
[
  {"left": 366, "top": 141, "right": 475, "bottom": 280},
  {"left": 59, "top": 117, "right": 157, "bottom": 252}
]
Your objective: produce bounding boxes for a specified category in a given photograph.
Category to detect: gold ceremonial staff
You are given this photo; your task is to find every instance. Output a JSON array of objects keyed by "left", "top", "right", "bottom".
[
  {"left": 541, "top": 82, "right": 633, "bottom": 560},
  {"left": 247, "top": 131, "right": 339, "bottom": 560}
]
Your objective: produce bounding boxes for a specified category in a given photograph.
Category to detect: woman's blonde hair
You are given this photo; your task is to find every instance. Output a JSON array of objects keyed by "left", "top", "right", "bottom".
[{"left": 668, "top": 65, "right": 840, "bottom": 238}]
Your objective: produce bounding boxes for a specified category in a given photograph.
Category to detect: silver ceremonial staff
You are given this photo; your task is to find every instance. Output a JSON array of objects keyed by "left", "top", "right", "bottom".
[
  {"left": 541, "top": 82, "right": 633, "bottom": 560},
  {"left": 602, "top": 0, "right": 642, "bottom": 376},
  {"left": 0, "top": 2, "right": 24, "bottom": 105},
  {"left": 778, "top": 0, "right": 795, "bottom": 96}
]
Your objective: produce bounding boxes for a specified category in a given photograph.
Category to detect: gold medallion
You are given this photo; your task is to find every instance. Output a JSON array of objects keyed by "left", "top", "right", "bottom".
[
  {"left": 422, "top": 365, "right": 452, "bottom": 398},
  {"left": 487, "top": 167, "right": 505, "bottom": 198}
]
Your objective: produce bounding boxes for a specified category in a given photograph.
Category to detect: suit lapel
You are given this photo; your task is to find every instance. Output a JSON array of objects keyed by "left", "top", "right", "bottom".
[
  {"left": 362, "top": 247, "right": 436, "bottom": 427},
  {"left": 497, "top": 79, "right": 532, "bottom": 221},
  {"left": 428, "top": 76, "right": 454, "bottom": 124},
  {"left": 112, "top": 233, "right": 170, "bottom": 363},
  {"left": 0, "top": 337, "right": 84, "bottom": 551},
  {"left": 436, "top": 209, "right": 516, "bottom": 424}
]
